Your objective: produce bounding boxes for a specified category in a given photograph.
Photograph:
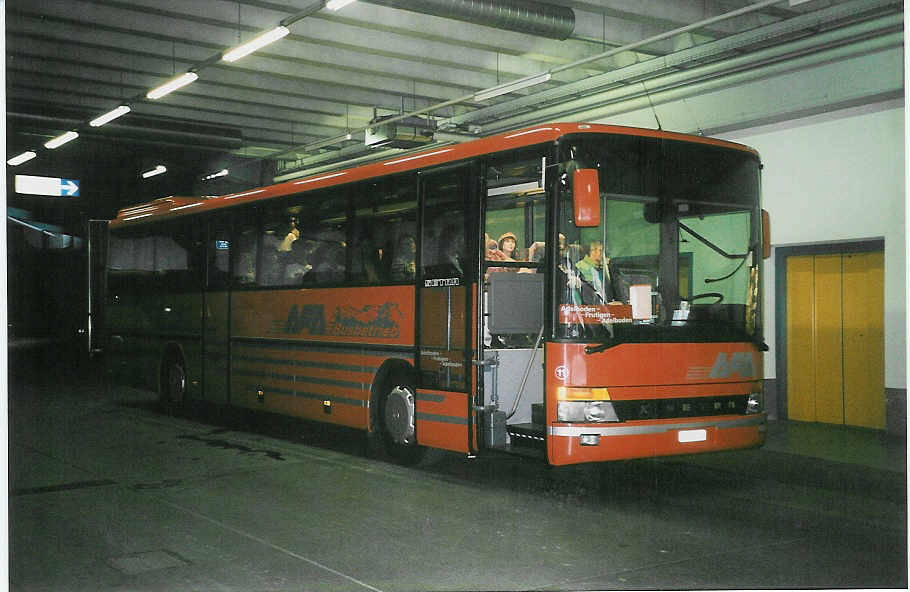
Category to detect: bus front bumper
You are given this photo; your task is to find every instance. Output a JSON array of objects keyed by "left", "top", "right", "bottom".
[{"left": 547, "top": 414, "right": 767, "bottom": 465}]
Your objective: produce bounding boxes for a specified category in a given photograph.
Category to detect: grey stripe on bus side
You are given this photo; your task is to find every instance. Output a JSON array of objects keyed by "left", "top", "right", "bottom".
[
  {"left": 416, "top": 412, "right": 468, "bottom": 425},
  {"left": 256, "top": 386, "right": 367, "bottom": 408}
]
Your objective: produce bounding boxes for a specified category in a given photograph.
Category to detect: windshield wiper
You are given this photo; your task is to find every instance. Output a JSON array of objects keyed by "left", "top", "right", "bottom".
[
  {"left": 705, "top": 242, "right": 758, "bottom": 284},
  {"left": 678, "top": 221, "right": 748, "bottom": 260},
  {"left": 584, "top": 338, "right": 620, "bottom": 355}
]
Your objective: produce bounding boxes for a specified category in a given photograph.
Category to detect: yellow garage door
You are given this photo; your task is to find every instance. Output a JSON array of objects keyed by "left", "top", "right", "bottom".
[{"left": 785, "top": 251, "right": 884, "bottom": 429}]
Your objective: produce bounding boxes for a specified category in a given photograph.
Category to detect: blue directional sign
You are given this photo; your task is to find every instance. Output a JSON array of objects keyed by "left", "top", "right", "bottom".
[{"left": 15, "top": 175, "right": 80, "bottom": 197}]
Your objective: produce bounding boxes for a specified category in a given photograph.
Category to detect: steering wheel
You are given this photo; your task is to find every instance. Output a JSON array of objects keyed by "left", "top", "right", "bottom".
[{"left": 688, "top": 292, "right": 724, "bottom": 304}]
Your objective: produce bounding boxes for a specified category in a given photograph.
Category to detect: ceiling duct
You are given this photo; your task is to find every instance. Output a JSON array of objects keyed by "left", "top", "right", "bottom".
[
  {"left": 366, "top": 0, "right": 575, "bottom": 40},
  {"left": 365, "top": 115, "right": 436, "bottom": 148}
]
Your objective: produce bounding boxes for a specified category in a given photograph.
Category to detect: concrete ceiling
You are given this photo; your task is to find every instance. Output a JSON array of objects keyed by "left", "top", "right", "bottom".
[{"left": 6, "top": 0, "right": 904, "bottom": 190}]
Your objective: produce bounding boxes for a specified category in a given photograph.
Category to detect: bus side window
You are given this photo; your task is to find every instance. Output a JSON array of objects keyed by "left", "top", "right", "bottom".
[
  {"left": 348, "top": 174, "right": 417, "bottom": 285},
  {"left": 232, "top": 224, "right": 258, "bottom": 286},
  {"left": 348, "top": 217, "right": 383, "bottom": 285}
]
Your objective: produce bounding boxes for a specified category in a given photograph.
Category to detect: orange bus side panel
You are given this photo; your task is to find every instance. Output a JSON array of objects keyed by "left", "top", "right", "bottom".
[
  {"left": 415, "top": 389, "right": 470, "bottom": 454},
  {"left": 232, "top": 286, "right": 415, "bottom": 346},
  {"left": 231, "top": 341, "right": 413, "bottom": 430}
]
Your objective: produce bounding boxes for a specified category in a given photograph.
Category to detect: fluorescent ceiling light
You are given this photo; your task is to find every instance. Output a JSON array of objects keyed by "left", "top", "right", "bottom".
[
  {"left": 326, "top": 0, "right": 357, "bottom": 10},
  {"left": 7, "top": 151, "right": 37, "bottom": 166},
  {"left": 147, "top": 72, "right": 199, "bottom": 100},
  {"left": 142, "top": 165, "right": 167, "bottom": 179},
  {"left": 90, "top": 105, "right": 131, "bottom": 127},
  {"left": 222, "top": 26, "right": 290, "bottom": 62},
  {"left": 44, "top": 131, "right": 79, "bottom": 149},
  {"left": 204, "top": 169, "right": 229, "bottom": 180},
  {"left": 473, "top": 72, "right": 552, "bottom": 102}
]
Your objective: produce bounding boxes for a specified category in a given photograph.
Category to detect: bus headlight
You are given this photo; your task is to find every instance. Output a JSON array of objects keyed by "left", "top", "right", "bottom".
[
  {"left": 746, "top": 386, "right": 763, "bottom": 414},
  {"left": 557, "top": 401, "right": 619, "bottom": 423}
]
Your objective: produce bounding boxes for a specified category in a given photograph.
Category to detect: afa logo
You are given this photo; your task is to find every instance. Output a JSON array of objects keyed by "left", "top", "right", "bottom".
[
  {"left": 284, "top": 304, "right": 326, "bottom": 335},
  {"left": 709, "top": 352, "right": 756, "bottom": 379},
  {"left": 283, "top": 301, "right": 403, "bottom": 340}
]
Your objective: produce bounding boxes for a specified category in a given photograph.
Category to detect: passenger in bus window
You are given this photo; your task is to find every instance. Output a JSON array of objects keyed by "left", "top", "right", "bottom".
[
  {"left": 312, "top": 242, "right": 345, "bottom": 284},
  {"left": 278, "top": 216, "right": 299, "bottom": 252},
  {"left": 234, "top": 252, "right": 256, "bottom": 284},
  {"left": 484, "top": 233, "right": 511, "bottom": 279},
  {"left": 498, "top": 232, "right": 520, "bottom": 261},
  {"left": 390, "top": 235, "right": 416, "bottom": 281},
  {"left": 441, "top": 222, "right": 465, "bottom": 277},
  {"left": 520, "top": 241, "right": 546, "bottom": 273},
  {"left": 283, "top": 238, "right": 313, "bottom": 283},
  {"left": 575, "top": 240, "right": 619, "bottom": 303}
]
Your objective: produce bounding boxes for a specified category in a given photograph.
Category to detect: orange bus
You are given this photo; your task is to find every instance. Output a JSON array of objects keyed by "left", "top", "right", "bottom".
[{"left": 95, "top": 122, "right": 769, "bottom": 466}]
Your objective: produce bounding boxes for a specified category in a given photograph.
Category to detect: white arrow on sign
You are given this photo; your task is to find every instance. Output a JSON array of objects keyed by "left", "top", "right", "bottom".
[
  {"left": 14, "top": 175, "right": 80, "bottom": 197},
  {"left": 61, "top": 179, "right": 80, "bottom": 196}
]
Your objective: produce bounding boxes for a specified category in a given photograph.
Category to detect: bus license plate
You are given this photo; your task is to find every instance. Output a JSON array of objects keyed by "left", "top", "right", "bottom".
[{"left": 678, "top": 429, "right": 707, "bottom": 443}]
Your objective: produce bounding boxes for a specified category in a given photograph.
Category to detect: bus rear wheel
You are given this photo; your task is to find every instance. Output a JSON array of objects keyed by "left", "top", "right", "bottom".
[{"left": 159, "top": 354, "right": 186, "bottom": 414}]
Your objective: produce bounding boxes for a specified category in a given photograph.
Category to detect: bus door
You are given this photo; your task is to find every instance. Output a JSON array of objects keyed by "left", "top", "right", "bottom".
[
  {"left": 416, "top": 164, "right": 476, "bottom": 454},
  {"left": 87, "top": 219, "right": 109, "bottom": 357},
  {"left": 480, "top": 150, "right": 548, "bottom": 453},
  {"left": 203, "top": 216, "right": 232, "bottom": 404}
]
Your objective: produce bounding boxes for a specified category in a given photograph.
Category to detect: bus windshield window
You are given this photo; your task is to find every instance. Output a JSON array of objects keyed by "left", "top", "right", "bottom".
[{"left": 556, "top": 134, "right": 760, "bottom": 344}]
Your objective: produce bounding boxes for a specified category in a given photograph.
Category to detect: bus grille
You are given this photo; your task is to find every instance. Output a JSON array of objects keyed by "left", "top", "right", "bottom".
[{"left": 611, "top": 395, "right": 748, "bottom": 422}]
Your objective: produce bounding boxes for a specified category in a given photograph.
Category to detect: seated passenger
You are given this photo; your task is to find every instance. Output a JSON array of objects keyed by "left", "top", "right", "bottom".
[
  {"left": 283, "top": 239, "right": 313, "bottom": 283},
  {"left": 278, "top": 217, "right": 299, "bottom": 252},
  {"left": 390, "top": 235, "right": 416, "bottom": 281},
  {"left": 520, "top": 241, "right": 546, "bottom": 273},
  {"left": 485, "top": 233, "right": 513, "bottom": 279},
  {"left": 574, "top": 240, "right": 618, "bottom": 303},
  {"left": 498, "top": 232, "right": 520, "bottom": 261},
  {"left": 312, "top": 243, "right": 345, "bottom": 284}
]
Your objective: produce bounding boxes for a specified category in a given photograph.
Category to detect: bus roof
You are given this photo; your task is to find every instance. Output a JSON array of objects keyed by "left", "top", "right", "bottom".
[{"left": 111, "top": 122, "right": 758, "bottom": 228}]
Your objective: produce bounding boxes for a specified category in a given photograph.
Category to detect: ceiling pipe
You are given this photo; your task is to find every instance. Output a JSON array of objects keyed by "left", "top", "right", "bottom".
[
  {"left": 269, "top": 0, "right": 779, "bottom": 161},
  {"left": 450, "top": 0, "right": 902, "bottom": 129},
  {"left": 487, "top": 25, "right": 903, "bottom": 133},
  {"left": 364, "top": 0, "right": 575, "bottom": 40}
]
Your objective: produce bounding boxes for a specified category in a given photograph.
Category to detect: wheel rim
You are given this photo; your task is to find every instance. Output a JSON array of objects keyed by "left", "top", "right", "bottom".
[
  {"left": 166, "top": 362, "right": 186, "bottom": 403},
  {"left": 383, "top": 386, "right": 415, "bottom": 445}
]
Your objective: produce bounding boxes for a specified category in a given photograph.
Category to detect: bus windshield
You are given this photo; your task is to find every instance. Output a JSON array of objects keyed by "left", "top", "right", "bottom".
[{"left": 555, "top": 133, "right": 762, "bottom": 346}]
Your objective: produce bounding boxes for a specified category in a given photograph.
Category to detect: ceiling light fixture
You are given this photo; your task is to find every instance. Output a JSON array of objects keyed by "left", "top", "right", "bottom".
[
  {"left": 147, "top": 72, "right": 199, "bottom": 100},
  {"left": 473, "top": 72, "right": 552, "bottom": 102},
  {"left": 90, "top": 105, "right": 132, "bottom": 127},
  {"left": 142, "top": 165, "right": 167, "bottom": 179},
  {"left": 204, "top": 169, "right": 229, "bottom": 180},
  {"left": 326, "top": 0, "right": 357, "bottom": 10},
  {"left": 222, "top": 26, "right": 290, "bottom": 62},
  {"left": 7, "top": 151, "right": 37, "bottom": 166},
  {"left": 44, "top": 131, "right": 79, "bottom": 149}
]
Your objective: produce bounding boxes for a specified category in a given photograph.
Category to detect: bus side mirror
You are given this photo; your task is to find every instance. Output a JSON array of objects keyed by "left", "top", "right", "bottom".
[
  {"left": 762, "top": 209, "right": 771, "bottom": 259},
  {"left": 573, "top": 169, "right": 600, "bottom": 227}
]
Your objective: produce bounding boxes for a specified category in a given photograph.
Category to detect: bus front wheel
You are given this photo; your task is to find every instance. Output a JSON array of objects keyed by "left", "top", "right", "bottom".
[{"left": 371, "top": 380, "right": 425, "bottom": 465}]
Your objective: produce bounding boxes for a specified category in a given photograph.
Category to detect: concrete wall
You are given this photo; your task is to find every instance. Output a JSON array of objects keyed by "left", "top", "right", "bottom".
[
  {"left": 719, "top": 102, "right": 906, "bottom": 432},
  {"left": 719, "top": 101, "right": 906, "bottom": 388}
]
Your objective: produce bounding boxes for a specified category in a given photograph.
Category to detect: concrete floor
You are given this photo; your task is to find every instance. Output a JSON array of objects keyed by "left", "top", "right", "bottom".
[{"left": 8, "top": 347, "right": 908, "bottom": 591}]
